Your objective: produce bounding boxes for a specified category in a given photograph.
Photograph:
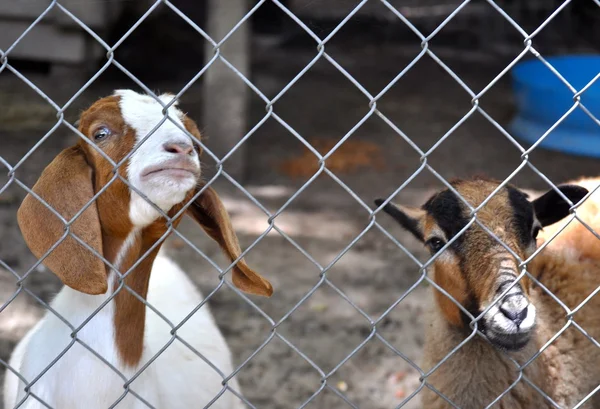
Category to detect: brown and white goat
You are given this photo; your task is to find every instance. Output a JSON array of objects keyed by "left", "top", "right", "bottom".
[
  {"left": 3, "top": 90, "right": 272, "bottom": 409},
  {"left": 376, "top": 178, "right": 600, "bottom": 408}
]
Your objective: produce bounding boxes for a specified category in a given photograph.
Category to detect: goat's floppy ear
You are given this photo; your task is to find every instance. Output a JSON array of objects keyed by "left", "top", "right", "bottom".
[
  {"left": 188, "top": 186, "right": 273, "bottom": 297},
  {"left": 17, "top": 146, "right": 107, "bottom": 295},
  {"left": 532, "top": 184, "right": 589, "bottom": 227},
  {"left": 374, "top": 198, "right": 425, "bottom": 242}
]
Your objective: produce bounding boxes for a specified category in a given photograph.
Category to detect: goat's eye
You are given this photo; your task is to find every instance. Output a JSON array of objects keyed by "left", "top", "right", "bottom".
[
  {"left": 426, "top": 237, "right": 446, "bottom": 253},
  {"left": 94, "top": 127, "right": 111, "bottom": 141},
  {"left": 532, "top": 226, "right": 542, "bottom": 240}
]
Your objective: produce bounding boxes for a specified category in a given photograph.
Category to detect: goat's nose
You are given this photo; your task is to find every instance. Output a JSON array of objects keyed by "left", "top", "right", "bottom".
[
  {"left": 163, "top": 142, "right": 194, "bottom": 155},
  {"left": 499, "top": 296, "right": 528, "bottom": 326}
]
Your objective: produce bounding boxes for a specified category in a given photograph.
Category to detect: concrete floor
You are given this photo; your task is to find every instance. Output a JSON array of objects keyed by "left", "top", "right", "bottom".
[{"left": 1, "top": 37, "right": 599, "bottom": 409}]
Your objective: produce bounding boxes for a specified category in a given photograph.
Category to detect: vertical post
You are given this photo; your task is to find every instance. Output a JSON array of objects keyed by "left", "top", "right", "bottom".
[{"left": 203, "top": 0, "right": 249, "bottom": 181}]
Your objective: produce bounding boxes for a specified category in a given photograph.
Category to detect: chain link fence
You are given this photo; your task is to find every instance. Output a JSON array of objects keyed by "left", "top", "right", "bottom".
[{"left": 1, "top": 0, "right": 600, "bottom": 408}]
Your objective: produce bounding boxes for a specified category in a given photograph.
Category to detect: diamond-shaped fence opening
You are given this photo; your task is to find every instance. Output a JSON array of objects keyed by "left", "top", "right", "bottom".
[{"left": 1, "top": 0, "right": 600, "bottom": 408}]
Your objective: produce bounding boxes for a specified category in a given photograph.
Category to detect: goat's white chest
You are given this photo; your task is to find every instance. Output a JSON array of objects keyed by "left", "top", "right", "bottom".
[
  {"left": 4, "top": 257, "right": 241, "bottom": 409},
  {"left": 9, "top": 289, "right": 161, "bottom": 409}
]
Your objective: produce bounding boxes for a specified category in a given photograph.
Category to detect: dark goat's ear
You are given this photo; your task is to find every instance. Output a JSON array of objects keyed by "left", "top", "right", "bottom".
[
  {"left": 533, "top": 185, "right": 588, "bottom": 227},
  {"left": 374, "top": 198, "right": 425, "bottom": 242}
]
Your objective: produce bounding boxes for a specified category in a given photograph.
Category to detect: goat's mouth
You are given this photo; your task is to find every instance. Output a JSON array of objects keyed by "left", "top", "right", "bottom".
[
  {"left": 479, "top": 302, "right": 537, "bottom": 352},
  {"left": 142, "top": 162, "right": 199, "bottom": 179},
  {"left": 481, "top": 322, "right": 533, "bottom": 351}
]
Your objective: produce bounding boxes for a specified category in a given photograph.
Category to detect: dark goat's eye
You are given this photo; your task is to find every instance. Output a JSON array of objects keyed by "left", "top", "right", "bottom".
[
  {"left": 94, "top": 127, "right": 111, "bottom": 141},
  {"left": 532, "top": 226, "right": 542, "bottom": 240},
  {"left": 426, "top": 237, "right": 446, "bottom": 253}
]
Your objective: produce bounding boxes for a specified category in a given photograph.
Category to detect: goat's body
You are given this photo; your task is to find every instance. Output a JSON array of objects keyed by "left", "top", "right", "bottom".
[
  {"left": 3, "top": 253, "right": 243, "bottom": 409},
  {"left": 421, "top": 177, "right": 600, "bottom": 409},
  {"left": 421, "top": 307, "right": 554, "bottom": 409},
  {"left": 421, "top": 257, "right": 600, "bottom": 408}
]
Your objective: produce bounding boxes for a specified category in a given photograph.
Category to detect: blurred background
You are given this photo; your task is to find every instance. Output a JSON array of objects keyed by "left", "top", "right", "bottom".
[{"left": 1, "top": 1, "right": 600, "bottom": 407}]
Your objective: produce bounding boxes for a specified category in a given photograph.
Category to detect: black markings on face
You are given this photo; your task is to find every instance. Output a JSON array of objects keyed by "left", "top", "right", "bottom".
[
  {"left": 375, "top": 199, "right": 424, "bottom": 242},
  {"left": 461, "top": 293, "right": 480, "bottom": 329},
  {"left": 507, "top": 186, "right": 535, "bottom": 248},
  {"left": 423, "top": 189, "right": 469, "bottom": 251}
]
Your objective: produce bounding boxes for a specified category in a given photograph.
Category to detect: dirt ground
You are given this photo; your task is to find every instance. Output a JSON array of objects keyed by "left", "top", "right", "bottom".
[{"left": 1, "top": 36, "right": 600, "bottom": 409}]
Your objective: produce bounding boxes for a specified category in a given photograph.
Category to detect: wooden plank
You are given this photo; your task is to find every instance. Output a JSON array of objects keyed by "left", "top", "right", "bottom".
[
  {"left": 54, "top": 0, "right": 119, "bottom": 29},
  {"left": 0, "top": 21, "right": 92, "bottom": 64},
  {"left": 0, "top": 0, "right": 123, "bottom": 28},
  {"left": 0, "top": 0, "right": 53, "bottom": 21}
]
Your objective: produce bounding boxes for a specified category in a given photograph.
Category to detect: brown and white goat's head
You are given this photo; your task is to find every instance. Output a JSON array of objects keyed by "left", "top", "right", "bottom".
[
  {"left": 18, "top": 89, "right": 273, "bottom": 298},
  {"left": 375, "top": 178, "right": 587, "bottom": 351}
]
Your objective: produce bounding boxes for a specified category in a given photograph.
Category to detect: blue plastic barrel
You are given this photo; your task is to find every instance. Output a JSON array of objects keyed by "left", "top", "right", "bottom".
[{"left": 509, "top": 55, "right": 600, "bottom": 157}]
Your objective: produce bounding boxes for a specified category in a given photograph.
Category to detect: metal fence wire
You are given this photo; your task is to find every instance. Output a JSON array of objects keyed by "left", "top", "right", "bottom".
[{"left": 1, "top": 0, "right": 600, "bottom": 408}]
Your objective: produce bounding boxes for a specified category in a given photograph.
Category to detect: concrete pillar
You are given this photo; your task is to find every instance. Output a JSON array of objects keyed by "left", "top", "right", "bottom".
[{"left": 203, "top": 0, "right": 250, "bottom": 181}]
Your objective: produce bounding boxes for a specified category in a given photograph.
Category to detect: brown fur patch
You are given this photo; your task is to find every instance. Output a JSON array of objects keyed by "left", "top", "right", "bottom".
[
  {"left": 182, "top": 115, "right": 203, "bottom": 154},
  {"left": 78, "top": 95, "right": 135, "bottom": 239},
  {"left": 433, "top": 261, "right": 468, "bottom": 327},
  {"left": 422, "top": 214, "right": 469, "bottom": 326},
  {"left": 112, "top": 208, "right": 187, "bottom": 366},
  {"left": 422, "top": 214, "right": 441, "bottom": 240}
]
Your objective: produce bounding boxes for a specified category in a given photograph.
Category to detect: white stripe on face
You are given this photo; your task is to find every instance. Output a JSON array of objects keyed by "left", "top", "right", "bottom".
[{"left": 116, "top": 90, "right": 200, "bottom": 227}]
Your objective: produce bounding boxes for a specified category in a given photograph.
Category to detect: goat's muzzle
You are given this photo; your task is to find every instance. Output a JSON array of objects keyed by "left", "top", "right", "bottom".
[{"left": 480, "top": 279, "right": 537, "bottom": 351}]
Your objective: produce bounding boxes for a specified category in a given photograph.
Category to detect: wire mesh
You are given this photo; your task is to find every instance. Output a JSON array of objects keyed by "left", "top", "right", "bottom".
[{"left": 0, "top": 0, "right": 599, "bottom": 408}]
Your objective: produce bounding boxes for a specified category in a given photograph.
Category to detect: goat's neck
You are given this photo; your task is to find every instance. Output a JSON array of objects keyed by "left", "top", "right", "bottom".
[
  {"left": 422, "top": 298, "right": 551, "bottom": 406},
  {"left": 102, "top": 228, "right": 163, "bottom": 367}
]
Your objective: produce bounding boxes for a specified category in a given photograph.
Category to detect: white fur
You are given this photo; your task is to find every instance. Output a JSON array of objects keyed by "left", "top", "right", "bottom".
[
  {"left": 115, "top": 230, "right": 139, "bottom": 271},
  {"left": 3, "top": 251, "right": 244, "bottom": 409},
  {"left": 483, "top": 303, "right": 536, "bottom": 335},
  {"left": 116, "top": 90, "right": 200, "bottom": 227}
]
